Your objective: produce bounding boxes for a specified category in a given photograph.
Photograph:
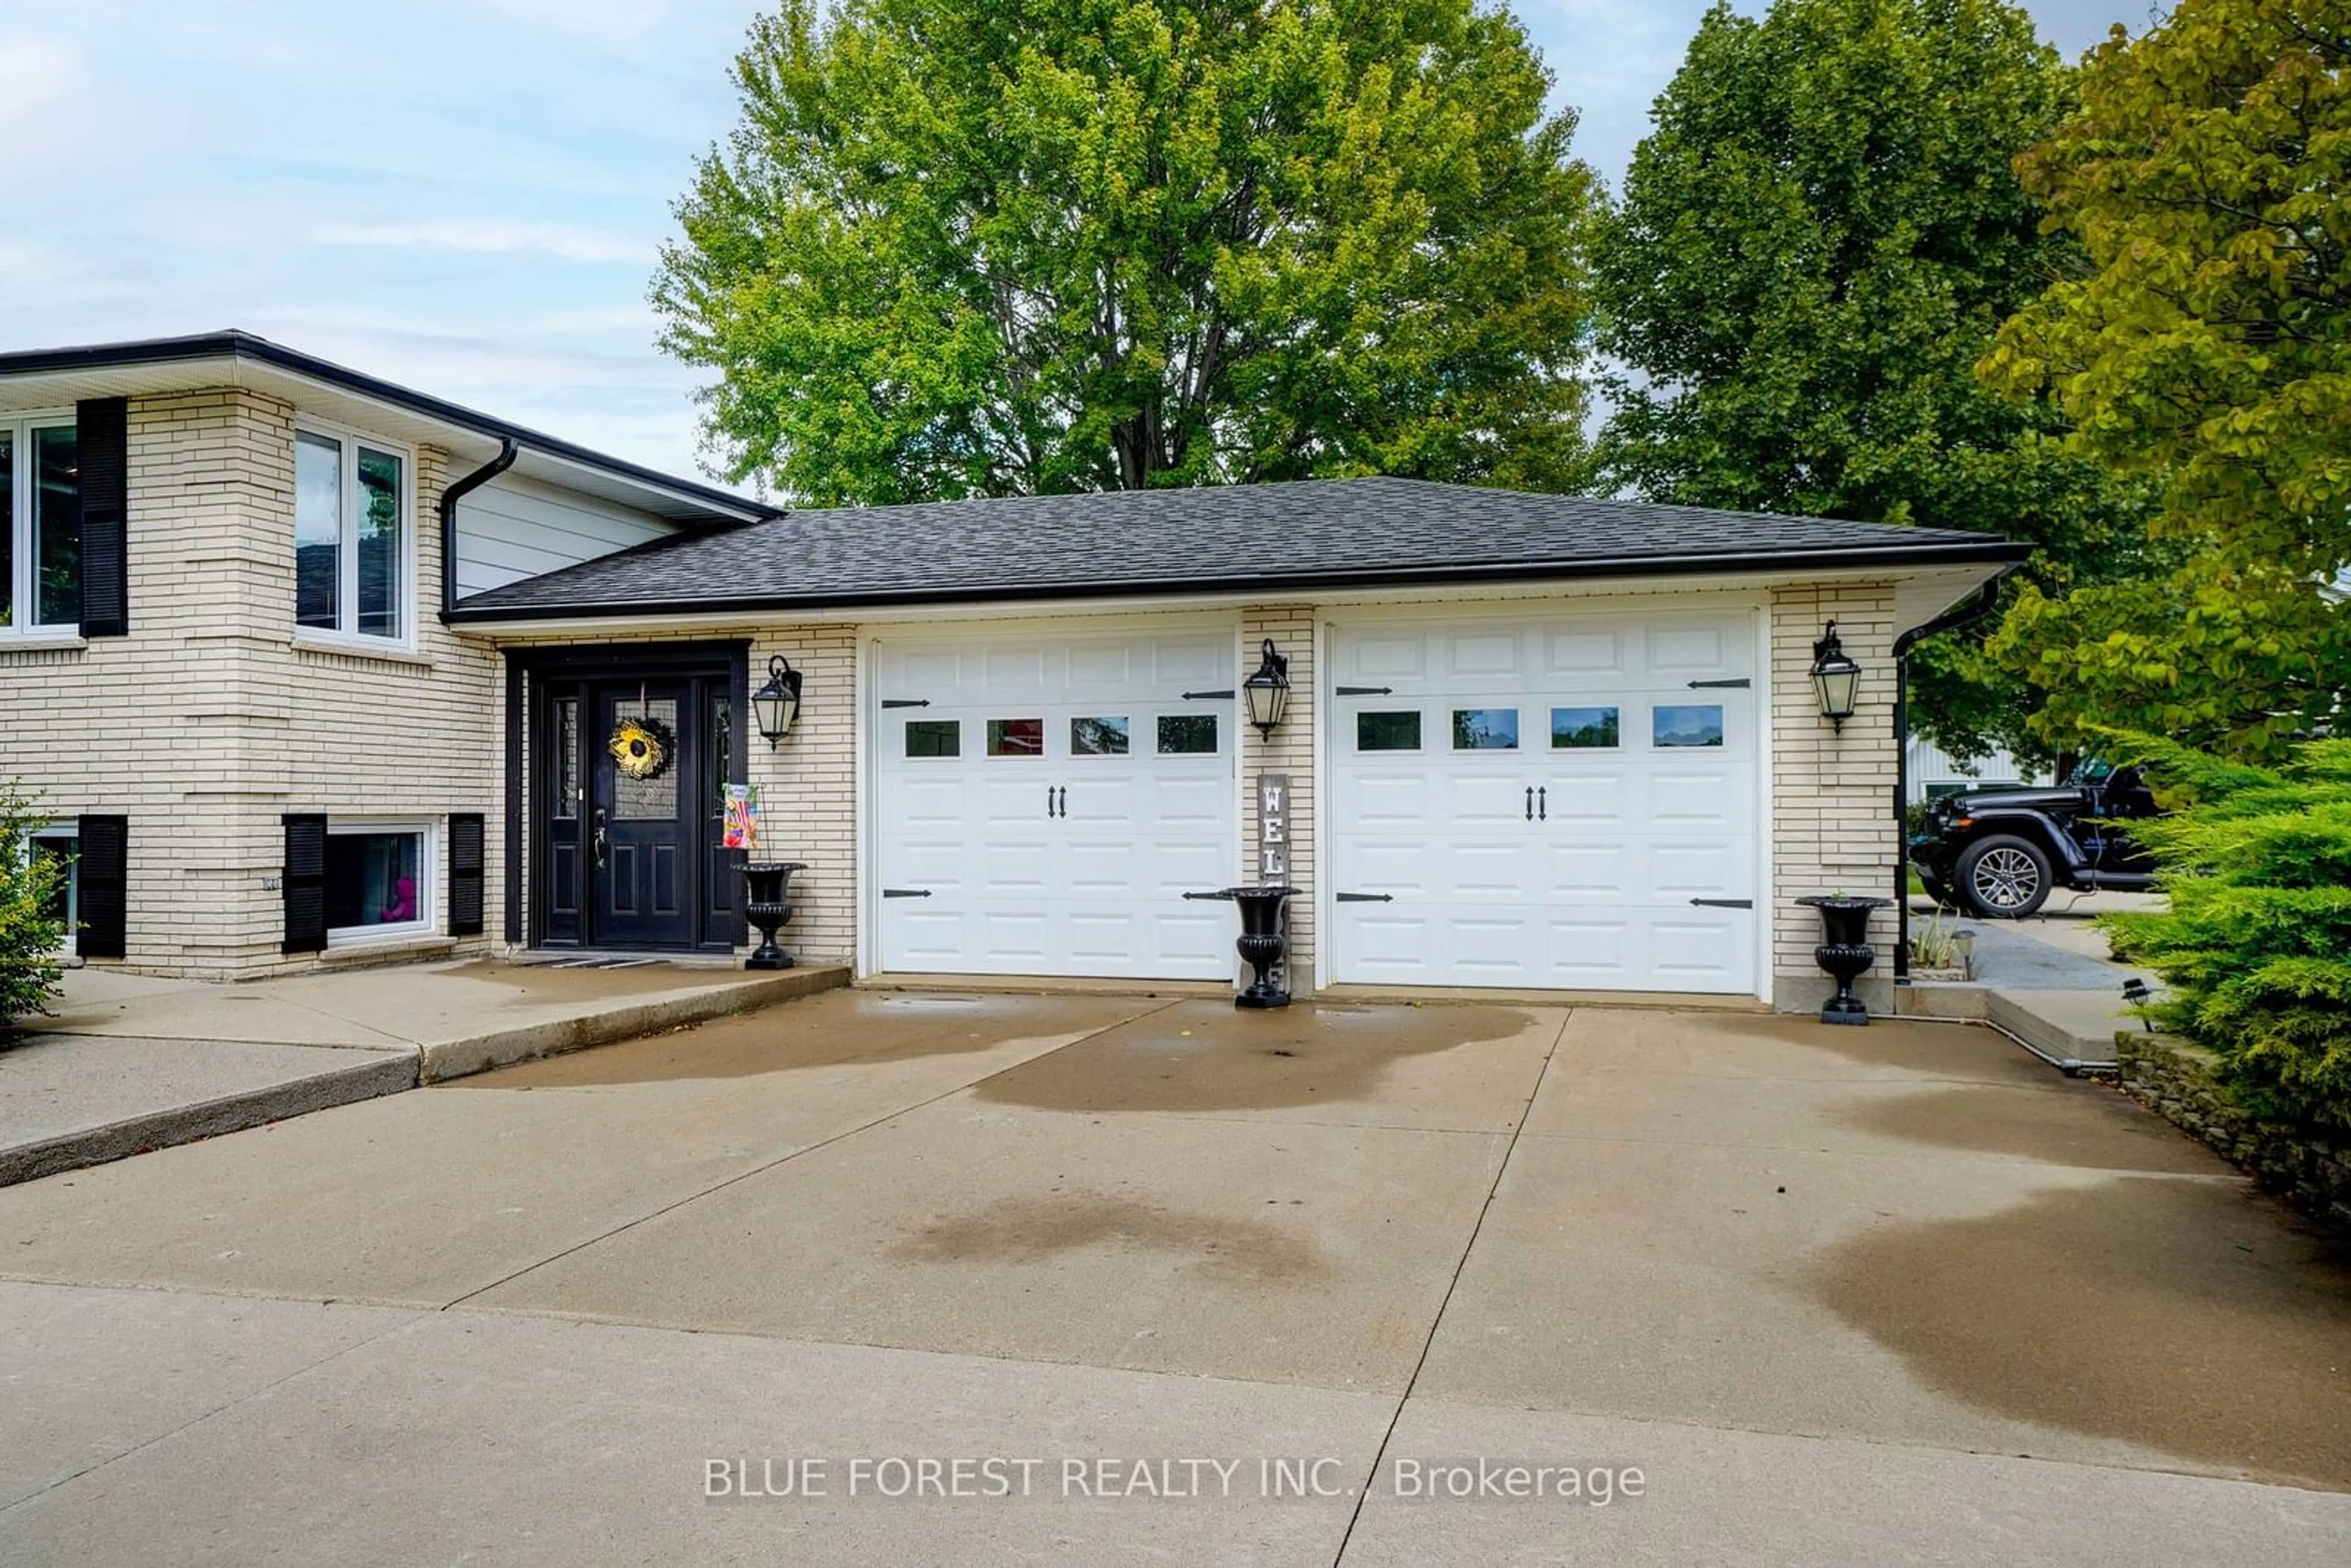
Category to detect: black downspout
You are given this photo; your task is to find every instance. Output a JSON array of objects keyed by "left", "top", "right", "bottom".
[
  {"left": 1889, "top": 568, "right": 2023, "bottom": 988},
  {"left": 439, "top": 438, "right": 520, "bottom": 620}
]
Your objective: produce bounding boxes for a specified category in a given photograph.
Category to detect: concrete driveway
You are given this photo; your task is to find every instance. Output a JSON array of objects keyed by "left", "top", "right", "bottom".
[{"left": 2, "top": 992, "right": 2347, "bottom": 1565}]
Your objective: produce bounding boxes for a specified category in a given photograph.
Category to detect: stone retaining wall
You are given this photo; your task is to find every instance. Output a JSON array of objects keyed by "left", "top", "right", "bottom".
[{"left": 2118, "top": 1031, "right": 2351, "bottom": 1231}]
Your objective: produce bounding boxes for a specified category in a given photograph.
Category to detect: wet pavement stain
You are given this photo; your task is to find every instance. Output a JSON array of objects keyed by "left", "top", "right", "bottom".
[
  {"left": 456, "top": 992, "right": 1151, "bottom": 1089},
  {"left": 1836, "top": 1083, "right": 2226, "bottom": 1173},
  {"left": 973, "top": 1002, "right": 1533, "bottom": 1114},
  {"left": 1810, "top": 1176, "right": 2351, "bottom": 1488},
  {"left": 894, "top": 1193, "right": 1322, "bottom": 1283},
  {"left": 1697, "top": 1011, "right": 2050, "bottom": 1080}
]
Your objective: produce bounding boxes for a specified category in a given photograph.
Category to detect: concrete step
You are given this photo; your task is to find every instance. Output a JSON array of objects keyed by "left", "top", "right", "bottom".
[{"left": 1987, "top": 988, "right": 2136, "bottom": 1069}]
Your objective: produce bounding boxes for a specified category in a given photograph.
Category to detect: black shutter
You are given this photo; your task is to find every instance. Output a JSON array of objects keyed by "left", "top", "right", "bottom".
[
  {"left": 448, "top": 813, "right": 485, "bottom": 937},
  {"left": 282, "top": 814, "right": 328, "bottom": 953},
  {"left": 75, "top": 815, "right": 128, "bottom": 959},
  {"left": 76, "top": 397, "right": 129, "bottom": 637}
]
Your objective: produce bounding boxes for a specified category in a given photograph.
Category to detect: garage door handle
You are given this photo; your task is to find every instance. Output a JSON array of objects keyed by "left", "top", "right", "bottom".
[
  {"left": 1337, "top": 892, "right": 1393, "bottom": 903},
  {"left": 1539, "top": 786, "right": 1546, "bottom": 821},
  {"left": 1525, "top": 787, "right": 1534, "bottom": 821},
  {"left": 1689, "top": 898, "right": 1752, "bottom": 909},
  {"left": 883, "top": 888, "right": 932, "bottom": 898}
]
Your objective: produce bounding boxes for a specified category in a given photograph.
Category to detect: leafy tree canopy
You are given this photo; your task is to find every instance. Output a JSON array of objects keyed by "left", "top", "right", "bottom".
[
  {"left": 1592, "top": 0, "right": 2159, "bottom": 765},
  {"left": 1983, "top": 0, "right": 2351, "bottom": 762},
  {"left": 657, "top": 0, "right": 1598, "bottom": 504}
]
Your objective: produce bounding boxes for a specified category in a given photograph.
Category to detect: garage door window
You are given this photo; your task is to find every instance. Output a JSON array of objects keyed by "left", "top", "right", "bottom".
[
  {"left": 987, "top": 718, "right": 1045, "bottom": 757},
  {"left": 1357, "top": 711, "right": 1421, "bottom": 751},
  {"left": 1071, "top": 716, "right": 1129, "bottom": 756},
  {"left": 1451, "top": 708, "right": 1518, "bottom": 749},
  {"left": 1652, "top": 705, "right": 1725, "bottom": 748},
  {"left": 906, "top": 719, "right": 959, "bottom": 758},
  {"left": 1551, "top": 707, "right": 1620, "bottom": 749},
  {"left": 1156, "top": 715, "right": 1218, "bottom": 755}
]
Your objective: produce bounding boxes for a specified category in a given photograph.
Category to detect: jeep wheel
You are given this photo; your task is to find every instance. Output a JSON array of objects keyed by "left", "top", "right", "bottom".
[{"left": 1955, "top": 835, "right": 2052, "bottom": 919}]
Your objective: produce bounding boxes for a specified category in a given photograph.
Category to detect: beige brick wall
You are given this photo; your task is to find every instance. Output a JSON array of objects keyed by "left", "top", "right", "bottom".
[
  {"left": 744, "top": 626, "right": 857, "bottom": 966},
  {"left": 1769, "top": 582, "right": 1902, "bottom": 1011},
  {"left": 5, "top": 388, "right": 506, "bottom": 978},
  {"left": 1238, "top": 604, "right": 1315, "bottom": 992}
]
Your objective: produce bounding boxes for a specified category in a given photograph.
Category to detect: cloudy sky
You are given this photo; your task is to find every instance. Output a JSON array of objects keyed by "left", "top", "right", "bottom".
[{"left": 0, "top": 1, "right": 2153, "bottom": 482}]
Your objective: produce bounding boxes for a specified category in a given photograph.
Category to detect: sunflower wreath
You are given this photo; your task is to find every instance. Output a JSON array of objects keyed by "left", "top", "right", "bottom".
[{"left": 606, "top": 713, "right": 677, "bottom": 781}]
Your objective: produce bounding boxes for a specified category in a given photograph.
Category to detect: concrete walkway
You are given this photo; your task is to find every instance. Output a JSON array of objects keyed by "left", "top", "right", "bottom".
[
  {"left": 0, "top": 959, "right": 845, "bottom": 1185},
  {"left": 2, "top": 994, "right": 2344, "bottom": 1564}
]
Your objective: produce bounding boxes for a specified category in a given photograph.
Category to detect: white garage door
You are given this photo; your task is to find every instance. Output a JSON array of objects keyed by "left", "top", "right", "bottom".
[
  {"left": 874, "top": 629, "right": 1239, "bottom": 979},
  {"left": 1329, "top": 612, "right": 1759, "bottom": 994}
]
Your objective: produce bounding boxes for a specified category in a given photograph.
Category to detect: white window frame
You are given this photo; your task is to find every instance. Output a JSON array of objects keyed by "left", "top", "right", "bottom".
[
  {"left": 2, "top": 407, "right": 80, "bottom": 639},
  {"left": 291, "top": 419, "right": 417, "bottom": 653},
  {"left": 20, "top": 821, "right": 77, "bottom": 957},
  {"left": 324, "top": 817, "right": 436, "bottom": 947}
]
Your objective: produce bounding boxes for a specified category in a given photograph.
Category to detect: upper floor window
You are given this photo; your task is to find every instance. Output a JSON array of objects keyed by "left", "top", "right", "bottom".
[
  {"left": 0, "top": 413, "right": 78, "bottom": 635},
  {"left": 294, "top": 426, "right": 408, "bottom": 644}
]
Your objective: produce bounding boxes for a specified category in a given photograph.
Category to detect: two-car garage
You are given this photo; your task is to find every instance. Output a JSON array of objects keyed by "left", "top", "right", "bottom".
[{"left": 869, "top": 607, "right": 1763, "bottom": 998}]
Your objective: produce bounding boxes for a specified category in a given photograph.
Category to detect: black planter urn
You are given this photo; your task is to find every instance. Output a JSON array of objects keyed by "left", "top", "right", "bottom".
[
  {"left": 1226, "top": 885, "right": 1300, "bottom": 1010},
  {"left": 1796, "top": 895, "right": 1893, "bottom": 1026},
  {"left": 741, "top": 861, "right": 808, "bottom": 970}
]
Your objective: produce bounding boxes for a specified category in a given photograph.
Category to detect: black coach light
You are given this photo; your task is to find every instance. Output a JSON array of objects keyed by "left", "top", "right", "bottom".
[
  {"left": 1242, "top": 638, "right": 1291, "bottom": 737},
  {"left": 752, "top": 654, "right": 803, "bottom": 747},
  {"left": 1810, "top": 621, "right": 1862, "bottom": 730}
]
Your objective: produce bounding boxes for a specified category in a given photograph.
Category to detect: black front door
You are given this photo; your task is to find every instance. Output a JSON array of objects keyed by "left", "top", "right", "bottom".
[
  {"left": 593, "top": 680, "right": 698, "bottom": 948},
  {"left": 529, "top": 653, "right": 741, "bottom": 953}
]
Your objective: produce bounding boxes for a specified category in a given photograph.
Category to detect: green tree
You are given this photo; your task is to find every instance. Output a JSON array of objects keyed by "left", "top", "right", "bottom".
[
  {"left": 657, "top": 0, "right": 1597, "bottom": 504},
  {"left": 2099, "top": 732, "right": 2351, "bottom": 1133},
  {"left": 1591, "top": 0, "right": 2157, "bottom": 765},
  {"left": 1982, "top": 0, "right": 2351, "bottom": 763}
]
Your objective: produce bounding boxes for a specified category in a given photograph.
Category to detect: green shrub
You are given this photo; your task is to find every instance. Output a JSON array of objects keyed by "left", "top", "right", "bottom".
[
  {"left": 0, "top": 784, "right": 67, "bottom": 1033},
  {"left": 2099, "top": 733, "right": 2351, "bottom": 1133}
]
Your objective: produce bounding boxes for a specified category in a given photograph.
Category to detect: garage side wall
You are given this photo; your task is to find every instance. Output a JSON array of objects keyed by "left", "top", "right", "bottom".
[
  {"left": 746, "top": 626, "right": 858, "bottom": 966},
  {"left": 1769, "top": 583, "right": 1899, "bottom": 1012},
  {"left": 1240, "top": 604, "right": 1316, "bottom": 993}
]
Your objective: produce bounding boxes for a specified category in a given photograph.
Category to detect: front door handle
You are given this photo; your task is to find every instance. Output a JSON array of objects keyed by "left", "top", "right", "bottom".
[{"left": 592, "top": 808, "right": 609, "bottom": 869}]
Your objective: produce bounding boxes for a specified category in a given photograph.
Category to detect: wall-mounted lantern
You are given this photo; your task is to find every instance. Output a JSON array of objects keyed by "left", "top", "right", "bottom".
[
  {"left": 1809, "top": 621, "right": 1862, "bottom": 730},
  {"left": 1242, "top": 639, "right": 1291, "bottom": 737},
  {"left": 752, "top": 654, "right": 803, "bottom": 747}
]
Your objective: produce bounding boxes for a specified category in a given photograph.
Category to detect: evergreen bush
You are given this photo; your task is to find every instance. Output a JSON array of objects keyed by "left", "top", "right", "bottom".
[
  {"left": 0, "top": 784, "right": 67, "bottom": 1033},
  {"left": 2101, "top": 734, "right": 2351, "bottom": 1133}
]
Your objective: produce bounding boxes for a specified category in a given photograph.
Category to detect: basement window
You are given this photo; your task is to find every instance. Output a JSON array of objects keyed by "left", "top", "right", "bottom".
[{"left": 325, "top": 822, "right": 432, "bottom": 943}]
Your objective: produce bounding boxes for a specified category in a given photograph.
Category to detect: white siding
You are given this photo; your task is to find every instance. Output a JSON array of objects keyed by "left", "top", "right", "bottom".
[
  {"left": 451, "top": 472, "right": 678, "bottom": 598},
  {"left": 1907, "top": 737, "right": 2048, "bottom": 803}
]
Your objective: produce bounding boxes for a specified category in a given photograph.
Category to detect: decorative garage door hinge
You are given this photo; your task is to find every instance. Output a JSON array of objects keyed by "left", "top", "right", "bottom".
[
  {"left": 882, "top": 888, "right": 933, "bottom": 898},
  {"left": 1335, "top": 685, "right": 1393, "bottom": 696},
  {"left": 1685, "top": 678, "right": 1750, "bottom": 689},
  {"left": 1689, "top": 898, "right": 1753, "bottom": 909},
  {"left": 1181, "top": 688, "right": 1235, "bottom": 700},
  {"left": 881, "top": 699, "right": 930, "bottom": 708},
  {"left": 1336, "top": 892, "right": 1395, "bottom": 903}
]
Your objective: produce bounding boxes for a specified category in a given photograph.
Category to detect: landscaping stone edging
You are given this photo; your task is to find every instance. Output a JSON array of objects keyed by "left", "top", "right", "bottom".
[{"left": 2117, "top": 1030, "right": 2351, "bottom": 1231}]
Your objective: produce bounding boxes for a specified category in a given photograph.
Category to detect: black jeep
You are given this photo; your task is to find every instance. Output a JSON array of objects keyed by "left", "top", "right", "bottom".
[{"left": 1909, "top": 760, "right": 2161, "bottom": 918}]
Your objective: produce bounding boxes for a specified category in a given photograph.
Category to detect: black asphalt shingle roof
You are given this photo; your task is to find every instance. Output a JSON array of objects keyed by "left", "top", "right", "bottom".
[{"left": 448, "top": 476, "right": 2025, "bottom": 621}]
